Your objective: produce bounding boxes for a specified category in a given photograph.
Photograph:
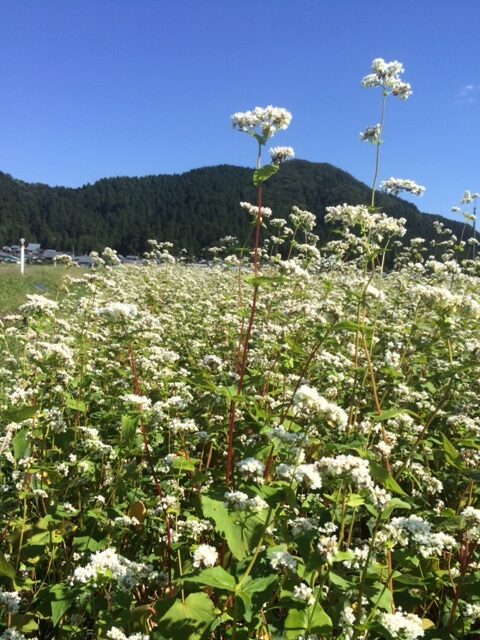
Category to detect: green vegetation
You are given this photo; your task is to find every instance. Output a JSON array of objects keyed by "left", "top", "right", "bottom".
[
  {"left": 0, "top": 265, "right": 69, "bottom": 315},
  {"left": 0, "top": 161, "right": 471, "bottom": 256}
]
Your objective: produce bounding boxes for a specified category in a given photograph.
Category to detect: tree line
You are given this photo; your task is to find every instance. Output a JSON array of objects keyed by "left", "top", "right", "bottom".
[{"left": 0, "top": 160, "right": 469, "bottom": 256}]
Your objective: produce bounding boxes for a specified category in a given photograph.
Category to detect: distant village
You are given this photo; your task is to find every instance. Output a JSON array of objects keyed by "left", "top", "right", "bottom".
[{"left": 0, "top": 243, "right": 141, "bottom": 267}]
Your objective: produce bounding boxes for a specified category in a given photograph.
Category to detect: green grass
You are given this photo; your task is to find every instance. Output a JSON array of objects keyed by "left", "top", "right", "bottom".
[{"left": 0, "top": 264, "right": 69, "bottom": 315}]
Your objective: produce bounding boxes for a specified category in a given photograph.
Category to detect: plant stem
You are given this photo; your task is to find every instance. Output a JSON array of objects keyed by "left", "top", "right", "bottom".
[{"left": 370, "top": 92, "right": 387, "bottom": 209}]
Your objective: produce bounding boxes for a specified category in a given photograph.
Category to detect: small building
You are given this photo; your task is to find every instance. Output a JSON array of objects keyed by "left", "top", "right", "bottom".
[
  {"left": 27, "top": 243, "right": 41, "bottom": 253},
  {"left": 43, "top": 250, "right": 58, "bottom": 261},
  {"left": 74, "top": 255, "right": 94, "bottom": 267}
]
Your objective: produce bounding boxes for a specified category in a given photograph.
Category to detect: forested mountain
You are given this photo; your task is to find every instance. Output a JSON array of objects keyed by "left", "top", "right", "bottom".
[{"left": 0, "top": 160, "right": 469, "bottom": 256}]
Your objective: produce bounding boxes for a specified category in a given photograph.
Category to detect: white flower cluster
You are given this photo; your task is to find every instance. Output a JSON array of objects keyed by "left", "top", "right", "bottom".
[
  {"left": 102, "top": 246, "right": 122, "bottom": 266},
  {"left": 231, "top": 105, "right": 292, "bottom": 139},
  {"left": 317, "top": 523, "right": 339, "bottom": 563},
  {"left": 293, "top": 384, "right": 348, "bottom": 429},
  {"left": 0, "top": 630, "right": 37, "bottom": 640},
  {"left": 177, "top": 518, "right": 212, "bottom": 540},
  {"left": 317, "top": 454, "right": 391, "bottom": 507},
  {"left": 72, "top": 548, "right": 151, "bottom": 591},
  {"left": 362, "top": 58, "right": 412, "bottom": 100},
  {"left": 270, "top": 550, "right": 297, "bottom": 571},
  {"left": 122, "top": 394, "right": 151, "bottom": 410},
  {"left": 19, "top": 294, "right": 59, "bottom": 317},
  {"left": 379, "top": 609, "right": 424, "bottom": 639},
  {"left": 240, "top": 201, "right": 273, "bottom": 219},
  {"left": 168, "top": 418, "right": 198, "bottom": 434},
  {"left": 325, "top": 204, "right": 407, "bottom": 237},
  {"left": 224, "top": 490, "right": 268, "bottom": 512},
  {"left": 460, "top": 190, "right": 480, "bottom": 204},
  {"left": 461, "top": 506, "right": 480, "bottom": 542},
  {"left": 236, "top": 457, "right": 265, "bottom": 481},
  {"left": 96, "top": 302, "right": 139, "bottom": 319},
  {"left": 192, "top": 543, "right": 218, "bottom": 568},
  {"left": 0, "top": 588, "right": 21, "bottom": 613},
  {"left": 106, "top": 628, "right": 149, "bottom": 640},
  {"left": 383, "top": 515, "right": 456, "bottom": 557},
  {"left": 292, "top": 583, "right": 315, "bottom": 605},
  {"left": 289, "top": 206, "right": 317, "bottom": 232},
  {"left": 360, "top": 123, "right": 381, "bottom": 144},
  {"left": 269, "top": 146, "right": 295, "bottom": 164},
  {"left": 276, "top": 462, "right": 322, "bottom": 490},
  {"left": 380, "top": 178, "right": 426, "bottom": 197}
]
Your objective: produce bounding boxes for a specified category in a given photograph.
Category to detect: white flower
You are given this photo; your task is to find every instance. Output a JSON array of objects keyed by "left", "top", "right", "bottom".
[
  {"left": 231, "top": 106, "right": 292, "bottom": 139},
  {"left": 106, "top": 628, "right": 149, "bottom": 640},
  {"left": 96, "top": 302, "right": 138, "bottom": 319},
  {"left": 269, "top": 146, "right": 295, "bottom": 164},
  {"left": 236, "top": 457, "right": 265, "bottom": 478},
  {"left": 270, "top": 550, "right": 297, "bottom": 571},
  {"left": 72, "top": 548, "right": 150, "bottom": 591},
  {"left": 380, "top": 178, "right": 426, "bottom": 197},
  {"left": 192, "top": 544, "right": 218, "bottom": 568},
  {"left": 380, "top": 609, "right": 424, "bottom": 639},
  {"left": 240, "top": 201, "right": 273, "bottom": 219},
  {"left": 360, "top": 124, "right": 381, "bottom": 144},
  {"left": 362, "top": 58, "right": 412, "bottom": 99},
  {"left": 293, "top": 583, "right": 315, "bottom": 605},
  {"left": 0, "top": 588, "right": 21, "bottom": 613},
  {"left": 122, "top": 394, "right": 152, "bottom": 410}
]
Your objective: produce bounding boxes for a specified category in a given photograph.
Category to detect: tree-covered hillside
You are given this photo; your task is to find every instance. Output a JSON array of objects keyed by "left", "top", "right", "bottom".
[{"left": 0, "top": 160, "right": 469, "bottom": 255}]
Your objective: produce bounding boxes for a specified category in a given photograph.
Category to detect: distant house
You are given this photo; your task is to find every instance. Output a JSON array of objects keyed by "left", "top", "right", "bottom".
[
  {"left": 43, "top": 249, "right": 58, "bottom": 261},
  {"left": 74, "top": 255, "right": 94, "bottom": 267},
  {"left": 27, "top": 243, "right": 41, "bottom": 253}
]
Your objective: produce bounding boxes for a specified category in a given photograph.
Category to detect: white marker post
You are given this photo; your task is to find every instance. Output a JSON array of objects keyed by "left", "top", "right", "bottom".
[{"left": 20, "top": 238, "right": 25, "bottom": 275}]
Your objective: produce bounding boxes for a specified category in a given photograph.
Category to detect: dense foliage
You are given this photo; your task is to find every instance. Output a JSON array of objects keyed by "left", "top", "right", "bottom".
[
  {"left": 2, "top": 56, "right": 480, "bottom": 640},
  {"left": 0, "top": 162, "right": 470, "bottom": 256}
]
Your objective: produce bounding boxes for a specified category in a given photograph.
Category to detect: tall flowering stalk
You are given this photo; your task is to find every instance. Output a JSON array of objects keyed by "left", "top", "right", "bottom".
[
  {"left": 226, "top": 106, "right": 293, "bottom": 485},
  {"left": 361, "top": 58, "right": 412, "bottom": 208}
]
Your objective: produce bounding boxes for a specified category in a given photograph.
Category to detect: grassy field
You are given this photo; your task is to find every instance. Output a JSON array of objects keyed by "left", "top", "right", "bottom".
[{"left": 0, "top": 264, "right": 69, "bottom": 315}]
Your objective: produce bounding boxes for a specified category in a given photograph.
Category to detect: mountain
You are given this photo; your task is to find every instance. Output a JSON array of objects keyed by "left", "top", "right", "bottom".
[{"left": 0, "top": 160, "right": 469, "bottom": 256}]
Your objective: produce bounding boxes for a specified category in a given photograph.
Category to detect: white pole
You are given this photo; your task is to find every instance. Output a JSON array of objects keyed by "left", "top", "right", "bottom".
[{"left": 20, "top": 238, "right": 25, "bottom": 275}]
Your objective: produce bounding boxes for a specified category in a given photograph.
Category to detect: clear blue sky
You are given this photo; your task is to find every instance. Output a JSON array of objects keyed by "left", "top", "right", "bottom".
[{"left": 1, "top": 0, "right": 479, "bottom": 220}]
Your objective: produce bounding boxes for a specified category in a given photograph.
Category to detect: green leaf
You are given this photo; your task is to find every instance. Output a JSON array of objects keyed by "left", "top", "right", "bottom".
[
  {"left": 182, "top": 566, "right": 236, "bottom": 592},
  {"left": 2, "top": 405, "right": 37, "bottom": 422},
  {"left": 252, "top": 164, "right": 279, "bottom": 186},
  {"left": 201, "top": 495, "right": 265, "bottom": 561},
  {"left": 381, "top": 497, "right": 411, "bottom": 520},
  {"left": 65, "top": 396, "right": 86, "bottom": 412},
  {"left": 308, "top": 603, "right": 332, "bottom": 634},
  {"left": 157, "top": 593, "right": 215, "bottom": 640},
  {"left": 284, "top": 606, "right": 308, "bottom": 639},
  {"left": 0, "top": 553, "right": 15, "bottom": 579},
  {"left": 284, "top": 603, "right": 332, "bottom": 639},
  {"left": 239, "top": 574, "right": 277, "bottom": 596},
  {"left": 369, "top": 461, "right": 406, "bottom": 496},
  {"left": 12, "top": 428, "right": 30, "bottom": 461},
  {"left": 171, "top": 457, "right": 199, "bottom": 472},
  {"left": 329, "top": 571, "right": 352, "bottom": 589},
  {"left": 202, "top": 495, "right": 247, "bottom": 560},
  {"left": 49, "top": 585, "right": 74, "bottom": 626},
  {"left": 120, "top": 414, "right": 138, "bottom": 444},
  {"left": 442, "top": 434, "right": 460, "bottom": 466},
  {"left": 346, "top": 493, "right": 365, "bottom": 507}
]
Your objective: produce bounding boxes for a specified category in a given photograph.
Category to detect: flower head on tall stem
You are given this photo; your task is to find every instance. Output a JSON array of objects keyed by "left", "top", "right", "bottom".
[
  {"left": 361, "top": 57, "right": 412, "bottom": 207},
  {"left": 231, "top": 106, "right": 292, "bottom": 142},
  {"left": 380, "top": 177, "right": 426, "bottom": 197},
  {"left": 362, "top": 58, "right": 412, "bottom": 100}
]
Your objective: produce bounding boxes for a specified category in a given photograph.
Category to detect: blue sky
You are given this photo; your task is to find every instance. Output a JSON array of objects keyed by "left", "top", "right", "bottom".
[{"left": 1, "top": 0, "right": 479, "bottom": 221}]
